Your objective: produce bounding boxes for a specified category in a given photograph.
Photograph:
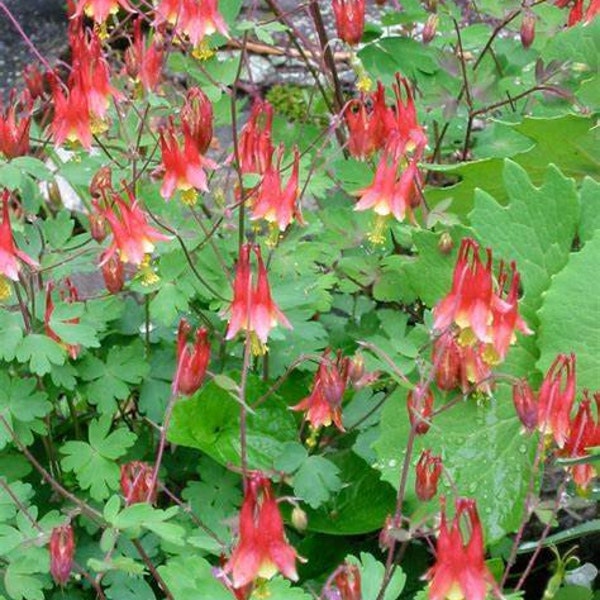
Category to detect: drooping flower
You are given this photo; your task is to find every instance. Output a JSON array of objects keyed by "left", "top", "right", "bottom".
[
  {"left": 355, "top": 150, "right": 421, "bottom": 223},
  {"left": 0, "top": 192, "right": 38, "bottom": 298},
  {"left": 120, "top": 461, "right": 156, "bottom": 505},
  {"left": 225, "top": 244, "right": 291, "bottom": 351},
  {"left": 180, "top": 86, "right": 214, "bottom": 154},
  {"left": 291, "top": 349, "right": 348, "bottom": 432},
  {"left": 173, "top": 318, "right": 210, "bottom": 396},
  {"left": 238, "top": 99, "right": 275, "bottom": 175},
  {"left": 102, "top": 187, "right": 171, "bottom": 266},
  {"left": 0, "top": 90, "right": 32, "bottom": 159},
  {"left": 415, "top": 450, "right": 442, "bottom": 501},
  {"left": 332, "top": 0, "right": 366, "bottom": 45},
  {"left": 407, "top": 384, "right": 434, "bottom": 435},
  {"left": 425, "top": 497, "right": 496, "bottom": 600},
  {"left": 512, "top": 379, "right": 538, "bottom": 433},
  {"left": 251, "top": 146, "right": 302, "bottom": 232},
  {"left": 49, "top": 524, "right": 75, "bottom": 586},
  {"left": 225, "top": 473, "right": 299, "bottom": 589},
  {"left": 562, "top": 391, "right": 600, "bottom": 491},
  {"left": 537, "top": 354, "right": 577, "bottom": 448},
  {"left": 556, "top": 0, "right": 600, "bottom": 26},
  {"left": 333, "top": 562, "right": 362, "bottom": 600},
  {"left": 101, "top": 252, "right": 125, "bottom": 293},
  {"left": 154, "top": 0, "right": 228, "bottom": 47},
  {"left": 158, "top": 121, "right": 217, "bottom": 202},
  {"left": 50, "top": 72, "right": 93, "bottom": 149},
  {"left": 45, "top": 279, "right": 81, "bottom": 360},
  {"left": 124, "top": 18, "right": 164, "bottom": 93},
  {"left": 73, "top": 0, "right": 133, "bottom": 24}
]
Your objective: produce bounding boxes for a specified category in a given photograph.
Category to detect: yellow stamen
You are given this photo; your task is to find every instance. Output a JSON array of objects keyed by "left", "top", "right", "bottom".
[
  {"left": 193, "top": 40, "right": 215, "bottom": 61},
  {"left": 0, "top": 276, "right": 12, "bottom": 301},
  {"left": 252, "top": 579, "right": 271, "bottom": 599},
  {"left": 94, "top": 22, "right": 109, "bottom": 41},
  {"left": 368, "top": 214, "right": 388, "bottom": 245},
  {"left": 357, "top": 73, "right": 373, "bottom": 93},
  {"left": 180, "top": 188, "right": 198, "bottom": 206},
  {"left": 457, "top": 327, "right": 477, "bottom": 347},
  {"left": 250, "top": 332, "right": 267, "bottom": 356},
  {"left": 91, "top": 115, "right": 109, "bottom": 136},
  {"left": 265, "top": 223, "right": 280, "bottom": 249},
  {"left": 138, "top": 255, "right": 160, "bottom": 286},
  {"left": 306, "top": 426, "right": 319, "bottom": 450}
]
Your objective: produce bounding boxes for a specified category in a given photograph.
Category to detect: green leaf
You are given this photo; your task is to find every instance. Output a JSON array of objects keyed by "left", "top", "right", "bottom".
[
  {"left": 157, "top": 555, "right": 232, "bottom": 600},
  {"left": 346, "top": 553, "right": 406, "bottom": 600},
  {"left": 169, "top": 378, "right": 297, "bottom": 470},
  {"left": 15, "top": 335, "right": 65, "bottom": 376},
  {"left": 469, "top": 160, "right": 579, "bottom": 324},
  {"left": 0, "top": 311, "right": 24, "bottom": 361},
  {"left": 273, "top": 442, "right": 308, "bottom": 473},
  {"left": 49, "top": 302, "right": 100, "bottom": 348},
  {"left": 113, "top": 505, "right": 185, "bottom": 546},
  {"left": 537, "top": 232, "right": 600, "bottom": 393},
  {"left": 293, "top": 456, "right": 342, "bottom": 509},
  {"left": 579, "top": 177, "right": 600, "bottom": 245},
  {"left": 104, "top": 573, "right": 156, "bottom": 600},
  {"left": 373, "top": 387, "right": 538, "bottom": 543},
  {"left": 261, "top": 577, "right": 313, "bottom": 599},
  {"left": 79, "top": 342, "right": 150, "bottom": 413},
  {"left": 4, "top": 551, "right": 49, "bottom": 600},
  {"left": 41, "top": 211, "right": 74, "bottom": 248},
  {"left": 60, "top": 415, "right": 136, "bottom": 500},
  {"left": 0, "top": 374, "right": 51, "bottom": 450}
]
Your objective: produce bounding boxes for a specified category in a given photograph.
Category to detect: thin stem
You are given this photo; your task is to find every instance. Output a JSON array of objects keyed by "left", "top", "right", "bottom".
[
  {"left": 132, "top": 540, "right": 174, "bottom": 600},
  {"left": 239, "top": 334, "right": 254, "bottom": 480}
]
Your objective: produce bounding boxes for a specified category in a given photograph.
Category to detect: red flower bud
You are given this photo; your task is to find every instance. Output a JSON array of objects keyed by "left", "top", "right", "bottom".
[
  {"left": 438, "top": 231, "right": 454, "bottom": 255},
  {"left": 512, "top": 380, "right": 538, "bottom": 432},
  {"left": 120, "top": 461, "right": 156, "bottom": 504},
  {"left": 181, "top": 87, "right": 214, "bottom": 155},
  {"left": 334, "top": 563, "right": 362, "bottom": 600},
  {"left": 89, "top": 213, "right": 107, "bottom": 243},
  {"left": 407, "top": 384, "right": 434, "bottom": 435},
  {"left": 332, "top": 0, "right": 366, "bottom": 46},
  {"left": 49, "top": 524, "right": 75, "bottom": 586},
  {"left": 415, "top": 449, "right": 442, "bottom": 501},
  {"left": 433, "top": 332, "right": 461, "bottom": 391},
  {"left": 173, "top": 319, "right": 211, "bottom": 396},
  {"left": 90, "top": 166, "right": 113, "bottom": 199},
  {"left": 520, "top": 11, "right": 536, "bottom": 49},
  {"left": 101, "top": 252, "right": 125, "bottom": 294},
  {"left": 423, "top": 13, "right": 439, "bottom": 44}
]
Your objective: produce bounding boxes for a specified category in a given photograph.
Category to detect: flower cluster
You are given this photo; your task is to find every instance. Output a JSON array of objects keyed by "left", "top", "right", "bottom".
[
  {"left": 513, "top": 354, "right": 599, "bottom": 491},
  {"left": 432, "top": 238, "right": 531, "bottom": 393}
]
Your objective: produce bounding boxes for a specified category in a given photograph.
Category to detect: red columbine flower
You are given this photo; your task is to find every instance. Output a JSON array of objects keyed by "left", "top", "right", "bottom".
[
  {"left": 158, "top": 121, "right": 217, "bottom": 202},
  {"left": 562, "top": 391, "right": 600, "bottom": 492},
  {"left": 238, "top": 99, "right": 274, "bottom": 175},
  {"left": 225, "top": 244, "right": 291, "bottom": 350},
  {"left": 181, "top": 87, "right": 214, "bottom": 155},
  {"left": 50, "top": 72, "right": 93, "bottom": 149},
  {"left": 45, "top": 280, "right": 81, "bottom": 360},
  {"left": 173, "top": 319, "right": 210, "bottom": 396},
  {"left": 73, "top": 0, "right": 133, "bottom": 23},
  {"left": 291, "top": 349, "right": 348, "bottom": 432},
  {"left": 407, "top": 384, "right": 434, "bottom": 435},
  {"left": 225, "top": 473, "right": 299, "bottom": 589},
  {"left": 0, "top": 90, "right": 32, "bottom": 159},
  {"left": 333, "top": 562, "right": 362, "bottom": 600},
  {"left": 125, "top": 18, "right": 164, "bottom": 93},
  {"left": 332, "top": 0, "right": 366, "bottom": 45},
  {"left": 415, "top": 450, "right": 442, "bottom": 501},
  {"left": 425, "top": 497, "right": 496, "bottom": 600},
  {"left": 102, "top": 188, "right": 171, "bottom": 266},
  {"left": 49, "top": 524, "right": 75, "bottom": 586},
  {"left": 537, "top": 354, "right": 577, "bottom": 448},
  {"left": 120, "top": 461, "right": 156, "bottom": 505},
  {"left": 251, "top": 146, "right": 302, "bottom": 232},
  {"left": 0, "top": 192, "right": 38, "bottom": 293},
  {"left": 355, "top": 150, "right": 421, "bottom": 223}
]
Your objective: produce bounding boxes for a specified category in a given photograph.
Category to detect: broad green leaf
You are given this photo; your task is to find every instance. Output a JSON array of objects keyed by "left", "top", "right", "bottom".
[
  {"left": 49, "top": 302, "right": 100, "bottom": 348},
  {"left": 78, "top": 342, "right": 150, "bottom": 413},
  {"left": 104, "top": 573, "right": 156, "bottom": 600},
  {"left": 373, "top": 387, "right": 538, "bottom": 543},
  {"left": 273, "top": 442, "right": 308, "bottom": 473},
  {"left": 60, "top": 415, "right": 136, "bottom": 500},
  {"left": 579, "top": 177, "right": 600, "bottom": 244},
  {"left": 0, "top": 374, "right": 51, "bottom": 450},
  {"left": 0, "top": 311, "right": 23, "bottom": 361},
  {"left": 113, "top": 505, "right": 185, "bottom": 546},
  {"left": 470, "top": 160, "right": 579, "bottom": 325},
  {"left": 261, "top": 577, "right": 313, "bottom": 599},
  {"left": 293, "top": 456, "right": 342, "bottom": 509},
  {"left": 41, "top": 211, "right": 74, "bottom": 248},
  {"left": 15, "top": 335, "right": 65, "bottom": 376},
  {"left": 346, "top": 553, "right": 406, "bottom": 600},
  {"left": 537, "top": 232, "right": 600, "bottom": 393},
  {"left": 4, "top": 551, "right": 49, "bottom": 600},
  {"left": 169, "top": 378, "right": 297, "bottom": 470},
  {"left": 157, "top": 555, "right": 232, "bottom": 600}
]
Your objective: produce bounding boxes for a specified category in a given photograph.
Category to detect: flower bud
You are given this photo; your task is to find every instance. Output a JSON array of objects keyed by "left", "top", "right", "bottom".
[
  {"left": 291, "top": 506, "right": 308, "bottom": 531},
  {"left": 512, "top": 380, "right": 538, "bottom": 432},
  {"left": 347, "top": 353, "right": 365, "bottom": 385},
  {"left": 407, "top": 384, "right": 434, "bottom": 435},
  {"left": 49, "top": 524, "right": 75, "bottom": 586},
  {"left": 334, "top": 563, "right": 362, "bottom": 600},
  {"left": 120, "top": 461, "right": 156, "bottom": 504},
  {"left": 415, "top": 449, "right": 442, "bottom": 501},
  {"left": 174, "top": 319, "right": 211, "bottom": 396},
  {"left": 433, "top": 333, "right": 461, "bottom": 391},
  {"left": 423, "top": 13, "right": 439, "bottom": 44},
  {"left": 332, "top": 0, "right": 366, "bottom": 46},
  {"left": 181, "top": 87, "right": 213, "bottom": 155},
  {"left": 90, "top": 166, "right": 113, "bottom": 198},
  {"left": 101, "top": 253, "right": 125, "bottom": 294},
  {"left": 438, "top": 231, "right": 454, "bottom": 255},
  {"left": 520, "top": 11, "right": 536, "bottom": 49},
  {"left": 89, "top": 213, "right": 107, "bottom": 242}
]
